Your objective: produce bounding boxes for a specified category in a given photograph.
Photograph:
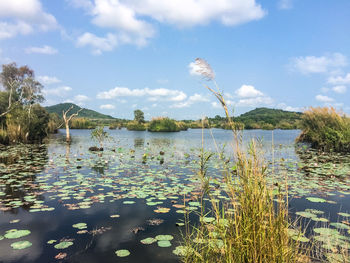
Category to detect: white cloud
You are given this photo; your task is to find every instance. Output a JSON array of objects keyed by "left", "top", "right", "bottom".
[
  {"left": 291, "top": 53, "right": 347, "bottom": 74},
  {"left": 0, "top": 21, "right": 32, "bottom": 39},
  {"left": 276, "top": 103, "right": 300, "bottom": 112},
  {"left": 332, "top": 85, "right": 347, "bottom": 94},
  {"left": 315, "top": 94, "right": 334, "bottom": 103},
  {"left": 74, "top": 94, "right": 90, "bottom": 102},
  {"left": 235, "top": 85, "right": 263, "bottom": 98},
  {"left": 72, "top": 0, "right": 265, "bottom": 53},
  {"left": 97, "top": 86, "right": 187, "bottom": 102},
  {"left": 76, "top": 32, "right": 118, "bottom": 55},
  {"left": 100, "top": 104, "right": 115, "bottom": 109},
  {"left": 167, "top": 93, "right": 209, "bottom": 108},
  {"left": 0, "top": 0, "right": 58, "bottom": 39},
  {"left": 237, "top": 96, "right": 273, "bottom": 107},
  {"left": 25, "top": 45, "right": 58, "bottom": 55},
  {"left": 328, "top": 73, "right": 350, "bottom": 85},
  {"left": 278, "top": 0, "right": 293, "bottom": 10},
  {"left": 38, "top": 75, "right": 61, "bottom": 85},
  {"left": 43, "top": 86, "right": 72, "bottom": 97}
]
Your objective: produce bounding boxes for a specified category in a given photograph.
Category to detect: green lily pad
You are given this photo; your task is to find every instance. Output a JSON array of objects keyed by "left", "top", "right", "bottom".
[
  {"left": 306, "top": 197, "right": 327, "bottom": 203},
  {"left": 155, "top": 235, "right": 174, "bottom": 241},
  {"left": 157, "top": 240, "right": 172, "bottom": 247},
  {"left": 54, "top": 241, "right": 73, "bottom": 249},
  {"left": 10, "top": 240, "right": 32, "bottom": 250},
  {"left": 72, "top": 223, "right": 87, "bottom": 229},
  {"left": 115, "top": 249, "right": 130, "bottom": 257},
  {"left": 4, "top": 229, "right": 31, "bottom": 239},
  {"left": 141, "top": 237, "right": 157, "bottom": 244}
]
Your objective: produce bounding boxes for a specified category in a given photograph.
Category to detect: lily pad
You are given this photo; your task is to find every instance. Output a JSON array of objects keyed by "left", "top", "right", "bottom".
[
  {"left": 115, "top": 249, "right": 130, "bottom": 257},
  {"left": 157, "top": 240, "right": 172, "bottom": 247},
  {"left": 4, "top": 229, "right": 31, "bottom": 239},
  {"left": 54, "top": 241, "right": 73, "bottom": 249},
  {"left": 72, "top": 223, "right": 87, "bottom": 229},
  {"left": 141, "top": 237, "right": 157, "bottom": 244},
  {"left": 10, "top": 240, "right": 32, "bottom": 250}
]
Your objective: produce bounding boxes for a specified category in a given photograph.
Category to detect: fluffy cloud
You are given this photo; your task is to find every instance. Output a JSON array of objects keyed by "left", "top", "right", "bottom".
[
  {"left": 25, "top": 45, "right": 58, "bottom": 55},
  {"left": 170, "top": 93, "right": 209, "bottom": 108},
  {"left": 43, "top": 86, "right": 72, "bottom": 97},
  {"left": 76, "top": 32, "right": 117, "bottom": 55},
  {"left": 235, "top": 85, "right": 273, "bottom": 106},
  {"left": 291, "top": 53, "right": 347, "bottom": 74},
  {"left": 237, "top": 96, "right": 273, "bottom": 107},
  {"left": 38, "top": 76, "right": 61, "bottom": 85},
  {"left": 100, "top": 104, "right": 115, "bottom": 109},
  {"left": 97, "top": 86, "right": 187, "bottom": 102},
  {"left": 315, "top": 94, "right": 334, "bottom": 103},
  {"left": 72, "top": 0, "right": 265, "bottom": 53},
  {"left": 332, "top": 85, "right": 347, "bottom": 94},
  {"left": 0, "top": 0, "right": 58, "bottom": 39},
  {"left": 74, "top": 94, "right": 90, "bottom": 103},
  {"left": 235, "top": 85, "right": 263, "bottom": 98},
  {"left": 328, "top": 73, "right": 350, "bottom": 85},
  {"left": 276, "top": 103, "right": 301, "bottom": 112}
]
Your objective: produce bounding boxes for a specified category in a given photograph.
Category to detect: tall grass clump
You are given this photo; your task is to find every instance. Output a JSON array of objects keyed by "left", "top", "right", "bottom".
[
  {"left": 181, "top": 58, "right": 309, "bottom": 263},
  {"left": 297, "top": 107, "right": 350, "bottom": 152}
]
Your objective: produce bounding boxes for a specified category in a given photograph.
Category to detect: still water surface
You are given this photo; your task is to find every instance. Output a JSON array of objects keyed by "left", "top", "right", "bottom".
[{"left": 0, "top": 129, "right": 349, "bottom": 262}]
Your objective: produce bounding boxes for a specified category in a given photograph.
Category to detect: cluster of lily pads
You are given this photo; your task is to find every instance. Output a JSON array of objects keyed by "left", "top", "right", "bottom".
[{"left": 0, "top": 137, "right": 349, "bottom": 261}]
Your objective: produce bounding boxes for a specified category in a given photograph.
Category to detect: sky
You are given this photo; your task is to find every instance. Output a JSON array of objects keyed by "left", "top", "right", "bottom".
[{"left": 0, "top": 0, "right": 349, "bottom": 120}]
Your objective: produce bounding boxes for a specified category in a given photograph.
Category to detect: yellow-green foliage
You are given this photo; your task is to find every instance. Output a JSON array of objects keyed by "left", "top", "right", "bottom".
[
  {"left": 148, "top": 117, "right": 180, "bottom": 132},
  {"left": 126, "top": 121, "right": 146, "bottom": 131},
  {"left": 297, "top": 107, "right": 350, "bottom": 152},
  {"left": 70, "top": 117, "right": 96, "bottom": 129}
]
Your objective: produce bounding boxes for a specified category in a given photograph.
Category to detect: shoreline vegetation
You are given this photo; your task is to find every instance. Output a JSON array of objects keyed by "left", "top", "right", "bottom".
[{"left": 0, "top": 61, "right": 348, "bottom": 153}]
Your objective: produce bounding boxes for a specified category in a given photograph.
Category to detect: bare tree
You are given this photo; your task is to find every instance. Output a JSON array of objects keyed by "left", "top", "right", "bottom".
[{"left": 61, "top": 105, "right": 83, "bottom": 143}]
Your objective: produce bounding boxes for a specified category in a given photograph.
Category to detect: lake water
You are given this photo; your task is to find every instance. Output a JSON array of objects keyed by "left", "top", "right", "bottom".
[{"left": 0, "top": 128, "right": 349, "bottom": 262}]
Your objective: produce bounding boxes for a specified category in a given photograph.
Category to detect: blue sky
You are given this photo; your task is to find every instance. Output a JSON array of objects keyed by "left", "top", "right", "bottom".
[{"left": 0, "top": 0, "right": 349, "bottom": 120}]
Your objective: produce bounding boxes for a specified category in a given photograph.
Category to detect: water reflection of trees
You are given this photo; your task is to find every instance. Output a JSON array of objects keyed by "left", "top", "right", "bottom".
[
  {"left": 0, "top": 144, "right": 48, "bottom": 213},
  {"left": 134, "top": 138, "right": 144, "bottom": 148}
]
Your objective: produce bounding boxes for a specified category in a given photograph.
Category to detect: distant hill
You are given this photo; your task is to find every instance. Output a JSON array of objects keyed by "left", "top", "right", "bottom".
[
  {"left": 206, "top": 107, "right": 302, "bottom": 130},
  {"left": 45, "top": 103, "right": 115, "bottom": 120},
  {"left": 235, "top": 107, "right": 302, "bottom": 129}
]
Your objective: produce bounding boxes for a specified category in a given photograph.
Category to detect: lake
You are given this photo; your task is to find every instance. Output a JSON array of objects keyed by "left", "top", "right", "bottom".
[{"left": 0, "top": 128, "right": 349, "bottom": 262}]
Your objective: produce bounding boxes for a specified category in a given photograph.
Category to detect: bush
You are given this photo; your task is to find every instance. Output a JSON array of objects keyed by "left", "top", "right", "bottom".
[
  {"left": 297, "top": 107, "right": 350, "bottom": 152},
  {"left": 148, "top": 117, "right": 180, "bottom": 132},
  {"left": 70, "top": 117, "right": 96, "bottom": 129},
  {"left": 5, "top": 104, "right": 49, "bottom": 144},
  {"left": 126, "top": 121, "right": 146, "bottom": 131}
]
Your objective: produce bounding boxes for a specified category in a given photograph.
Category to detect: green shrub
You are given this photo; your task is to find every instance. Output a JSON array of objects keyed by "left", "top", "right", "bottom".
[
  {"left": 297, "top": 107, "right": 350, "bottom": 152},
  {"left": 126, "top": 121, "right": 146, "bottom": 131},
  {"left": 70, "top": 117, "right": 96, "bottom": 129},
  {"left": 148, "top": 117, "right": 180, "bottom": 132}
]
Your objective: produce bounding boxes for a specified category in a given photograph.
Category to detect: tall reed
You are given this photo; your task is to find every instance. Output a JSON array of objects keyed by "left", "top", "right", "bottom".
[{"left": 181, "top": 58, "right": 309, "bottom": 263}]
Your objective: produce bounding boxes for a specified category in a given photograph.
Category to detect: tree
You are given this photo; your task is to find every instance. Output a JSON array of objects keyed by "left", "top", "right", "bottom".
[
  {"left": 62, "top": 105, "right": 82, "bottom": 143},
  {"left": 134, "top": 109, "right": 145, "bottom": 124},
  {"left": 0, "top": 63, "right": 44, "bottom": 118},
  {"left": 91, "top": 126, "right": 109, "bottom": 149}
]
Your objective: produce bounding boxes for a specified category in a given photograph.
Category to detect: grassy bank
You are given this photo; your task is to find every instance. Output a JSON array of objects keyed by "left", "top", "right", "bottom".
[{"left": 297, "top": 107, "right": 350, "bottom": 152}]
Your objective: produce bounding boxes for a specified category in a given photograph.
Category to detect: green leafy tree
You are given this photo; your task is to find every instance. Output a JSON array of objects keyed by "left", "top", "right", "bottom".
[
  {"left": 0, "top": 63, "right": 44, "bottom": 118},
  {"left": 91, "top": 126, "right": 109, "bottom": 148},
  {"left": 134, "top": 109, "right": 145, "bottom": 124}
]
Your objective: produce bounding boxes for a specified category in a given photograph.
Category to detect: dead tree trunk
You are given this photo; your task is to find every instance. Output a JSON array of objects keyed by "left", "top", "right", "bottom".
[{"left": 62, "top": 105, "right": 82, "bottom": 143}]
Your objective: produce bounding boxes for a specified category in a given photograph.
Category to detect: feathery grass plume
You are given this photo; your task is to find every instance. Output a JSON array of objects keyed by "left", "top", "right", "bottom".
[{"left": 181, "top": 58, "right": 310, "bottom": 263}]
